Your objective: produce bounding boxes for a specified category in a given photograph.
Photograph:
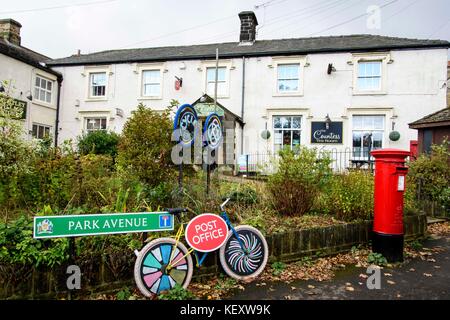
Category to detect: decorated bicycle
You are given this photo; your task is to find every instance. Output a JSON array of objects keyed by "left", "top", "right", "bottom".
[{"left": 133, "top": 104, "right": 268, "bottom": 297}]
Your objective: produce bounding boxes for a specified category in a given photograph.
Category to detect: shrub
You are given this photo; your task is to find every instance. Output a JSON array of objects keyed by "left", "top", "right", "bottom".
[
  {"left": 116, "top": 103, "right": 175, "bottom": 187},
  {"left": 408, "top": 141, "right": 450, "bottom": 206},
  {"left": 221, "top": 184, "right": 259, "bottom": 206},
  {"left": 320, "top": 170, "right": 374, "bottom": 222},
  {"left": 77, "top": 130, "right": 120, "bottom": 157},
  {"left": 158, "top": 284, "right": 195, "bottom": 300},
  {"left": 267, "top": 147, "right": 332, "bottom": 216},
  {"left": 0, "top": 84, "right": 36, "bottom": 211}
]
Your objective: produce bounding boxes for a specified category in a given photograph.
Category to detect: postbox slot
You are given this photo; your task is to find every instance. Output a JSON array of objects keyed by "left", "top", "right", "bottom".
[{"left": 395, "top": 167, "right": 408, "bottom": 173}]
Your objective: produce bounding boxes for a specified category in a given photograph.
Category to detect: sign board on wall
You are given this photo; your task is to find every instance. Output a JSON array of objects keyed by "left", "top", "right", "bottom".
[
  {"left": 33, "top": 212, "right": 174, "bottom": 239},
  {"left": 311, "top": 121, "right": 343, "bottom": 144}
]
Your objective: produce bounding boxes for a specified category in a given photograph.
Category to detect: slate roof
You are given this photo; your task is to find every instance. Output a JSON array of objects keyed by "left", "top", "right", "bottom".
[
  {"left": 0, "top": 38, "right": 62, "bottom": 78},
  {"left": 409, "top": 108, "right": 450, "bottom": 128},
  {"left": 46, "top": 34, "right": 450, "bottom": 67}
]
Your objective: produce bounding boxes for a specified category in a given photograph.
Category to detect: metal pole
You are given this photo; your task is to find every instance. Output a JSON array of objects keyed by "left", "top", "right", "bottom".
[{"left": 214, "top": 48, "right": 219, "bottom": 113}]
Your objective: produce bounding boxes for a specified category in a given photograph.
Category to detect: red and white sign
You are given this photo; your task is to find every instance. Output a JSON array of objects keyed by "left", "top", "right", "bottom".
[{"left": 185, "top": 213, "right": 228, "bottom": 252}]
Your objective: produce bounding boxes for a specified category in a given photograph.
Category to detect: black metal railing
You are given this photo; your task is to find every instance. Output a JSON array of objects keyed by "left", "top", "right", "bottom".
[{"left": 238, "top": 147, "right": 377, "bottom": 174}]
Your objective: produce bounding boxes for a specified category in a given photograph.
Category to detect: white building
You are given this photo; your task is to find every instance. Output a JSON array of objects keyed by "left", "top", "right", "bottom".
[
  {"left": 0, "top": 19, "right": 62, "bottom": 143},
  {"left": 44, "top": 12, "right": 449, "bottom": 169}
]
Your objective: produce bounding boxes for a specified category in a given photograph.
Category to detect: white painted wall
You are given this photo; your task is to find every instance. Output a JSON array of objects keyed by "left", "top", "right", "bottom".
[
  {"left": 0, "top": 53, "right": 58, "bottom": 140},
  {"left": 53, "top": 47, "right": 448, "bottom": 159}
]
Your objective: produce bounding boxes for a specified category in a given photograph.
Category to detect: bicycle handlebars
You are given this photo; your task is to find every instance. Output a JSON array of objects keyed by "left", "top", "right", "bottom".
[{"left": 220, "top": 198, "right": 231, "bottom": 211}]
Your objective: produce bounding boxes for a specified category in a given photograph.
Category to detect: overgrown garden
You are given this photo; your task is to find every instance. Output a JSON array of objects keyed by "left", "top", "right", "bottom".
[{"left": 0, "top": 85, "right": 448, "bottom": 298}]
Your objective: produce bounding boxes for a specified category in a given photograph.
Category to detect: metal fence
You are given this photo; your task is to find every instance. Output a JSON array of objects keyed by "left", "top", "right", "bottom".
[{"left": 238, "top": 147, "right": 377, "bottom": 175}]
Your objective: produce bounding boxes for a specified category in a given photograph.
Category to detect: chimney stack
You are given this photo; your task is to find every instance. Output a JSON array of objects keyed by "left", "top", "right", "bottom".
[
  {"left": 238, "top": 11, "right": 258, "bottom": 44},
  {"left": 0, "top": 19, "right": 22, "bottom": 46}
]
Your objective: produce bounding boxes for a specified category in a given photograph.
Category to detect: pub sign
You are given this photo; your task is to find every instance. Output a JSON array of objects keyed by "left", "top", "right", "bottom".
[{"left": 311, "top": 121, "right": 343, "bottom": 144}]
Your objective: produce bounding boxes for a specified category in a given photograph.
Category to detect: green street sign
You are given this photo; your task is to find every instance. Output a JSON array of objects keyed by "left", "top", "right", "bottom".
[{"left": 33, "top": 212, "right": 174, "bottom": 239}]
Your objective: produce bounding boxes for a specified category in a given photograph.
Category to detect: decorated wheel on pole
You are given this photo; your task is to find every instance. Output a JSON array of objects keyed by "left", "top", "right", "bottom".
[
  {"left": 203, "top": 113, "right": 223, "bottom": 149},
  {"left": 173, "top": 104, "right": 198, "bottom": 147}
]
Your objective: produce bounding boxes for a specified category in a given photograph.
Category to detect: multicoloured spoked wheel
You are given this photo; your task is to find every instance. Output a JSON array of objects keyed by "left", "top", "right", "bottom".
[
  {"left": 134, "top": 238, "right": 193, "bottom": 297},
  {"left": 219, "top": 225, "right": 268, "bottom": 281}
]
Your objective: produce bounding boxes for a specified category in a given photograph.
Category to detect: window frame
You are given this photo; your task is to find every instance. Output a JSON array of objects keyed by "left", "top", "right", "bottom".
[
  {"left": 272, "top": 115, "right": 303, "bottom": 152},
  {"left": 351, "top": 114, "right": 386, "bottom": 159},
  {"left": 352, "top": 53, "right": 390, "bottom": 95},
  {"left": 31, "top": 123, "right": 52, "bottom": 139},
  {"left": 84, "top": 117, "right": 108, "bottom": 132},
  {"left": 84, "top": 67, "right": 110, "bottom": 101},
  {"left": 34, "top": 75, "right": 53, "bottom": 105},
  {"left": 272, "top": 57, "right": 306, "bottom": 97},
  {"left": 141, "top": 69, "right": 162, "bottom": 98},
  {"left": 202, "top": 60, "right": 232, "bottom": 98},
  {"left": 137, "top": 64, "right": 164, "bottom": 100},
  {"left": 89, "top": 72, "right": 107, "bottom": 99}
]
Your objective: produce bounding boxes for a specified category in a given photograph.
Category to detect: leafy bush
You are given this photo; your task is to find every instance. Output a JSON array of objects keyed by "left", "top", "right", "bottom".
[
  {"left": 319, "top": 170, "right": 374, "bottom": 222},
  {"left": 158, "top": 284, "right": 195, "bottom": 300},
  {"left": 0, "top": 215, "right": 69, "bottom": 268},
  {"left": 0, "top": 84, "right": 36, "bottom": 211},
  {"left": 267, "top": 147, "right": 332, "bottom": 216},
  {"left": 408, "top": 142, "right": 450, "bottom": 204},
  {"left": 117, "top": 103, "right": 175, "bottom": 187},
  {"left": 221, "top": 184, "right": 259, "bottom": 206},
  {"left": 77, "top": 130, "right": 120, "bottom": 157},
  {"left": 271, "top": 261, "right": 286, "bottom": 275},
  {"left": 367, "top": 252, "right": 387, "bottom": 266}
]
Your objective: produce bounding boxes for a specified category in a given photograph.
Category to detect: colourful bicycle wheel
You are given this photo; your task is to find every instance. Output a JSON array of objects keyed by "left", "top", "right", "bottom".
[
  {"left": 134, "top": 237, "right": 193, "bottom": 297},
  {"left": 219, "top": 225, "right": 268, "bottom": 281}
]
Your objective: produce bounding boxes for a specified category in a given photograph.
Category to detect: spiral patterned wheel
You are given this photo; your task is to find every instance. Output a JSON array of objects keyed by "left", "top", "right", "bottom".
[
  {"left": 173, "top": 104, "right": 198, "bottom": 147},
  {"left": 134, "top": 238, "right": 193, "bottom": 297},
  {"left": 203, "top": 113, "right": 222, "bottom": 149},
  {"left": 219, "top": 225, "right": 268, "bottom": 281}
]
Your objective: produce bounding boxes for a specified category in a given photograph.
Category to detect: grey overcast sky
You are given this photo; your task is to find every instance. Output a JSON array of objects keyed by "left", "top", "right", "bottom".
[{"left": 1, "top": 0, "right": 449, "bottom": 59}]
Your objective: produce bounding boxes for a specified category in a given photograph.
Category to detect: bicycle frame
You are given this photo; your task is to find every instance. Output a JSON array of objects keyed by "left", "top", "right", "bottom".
[{"left": 167, "top": 208, "right": 246, "bottom": 270}]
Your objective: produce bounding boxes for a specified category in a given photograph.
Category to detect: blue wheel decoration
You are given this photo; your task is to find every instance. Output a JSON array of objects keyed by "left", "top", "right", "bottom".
[
  {"left": 203, "top": 113, "right": 223, "bottom": 149},
  {"left": 173, "top": 104, "right": 198, "bottom": 147}
]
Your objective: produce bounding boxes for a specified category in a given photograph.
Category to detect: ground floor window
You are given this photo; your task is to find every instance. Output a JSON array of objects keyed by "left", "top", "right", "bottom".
[
  {"left": 32, "top": 123, "right": 51, "bottom": 139},
  {"left": 273, "top": 115, "right": 301, "bottom": 152},
  {"left": 352, "top": 115, "right": 385, "bottom": 158},
  {"left": 85, "top": 117, "right": 107, "bottom": 132}
]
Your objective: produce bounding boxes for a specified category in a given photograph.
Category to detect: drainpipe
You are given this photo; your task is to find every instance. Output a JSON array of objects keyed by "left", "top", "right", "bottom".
[
  {"left": 240, "top": 56, "right": 246, "bottom": 154},
  {"left": 54, "top": 76, "right": 63, "bottom": 147}
]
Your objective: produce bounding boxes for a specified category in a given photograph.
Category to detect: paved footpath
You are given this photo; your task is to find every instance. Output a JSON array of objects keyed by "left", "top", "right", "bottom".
[{"left": 229, "top": 235, "right": 450, "bottom": 300}]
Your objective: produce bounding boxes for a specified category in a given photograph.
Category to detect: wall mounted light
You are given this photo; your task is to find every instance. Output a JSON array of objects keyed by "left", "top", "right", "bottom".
[
  {"left": 26, "top": 91, "right": 33, "bottom": 101},
  {"left": 325, "top": 114, "right": 332, "bottom": 130}
]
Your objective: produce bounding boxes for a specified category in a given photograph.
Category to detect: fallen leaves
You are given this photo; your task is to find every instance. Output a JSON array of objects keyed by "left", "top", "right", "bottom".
[
  {"left": 423, "top": 273, "right": 433, "bottom": 277},
  {"left": 345, "top": 286, "right": 355, "bottom": 292},
  {"left": 387, "top": 280, "right": 396, "bottom": 285},
  {"left": 427, "top": 222, "right": 450, "bottom": 236}
]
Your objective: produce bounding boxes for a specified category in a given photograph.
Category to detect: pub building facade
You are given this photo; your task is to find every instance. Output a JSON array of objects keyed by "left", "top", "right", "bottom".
[{"left": 42, "top": 11, "right": 449, "bottom": 171}]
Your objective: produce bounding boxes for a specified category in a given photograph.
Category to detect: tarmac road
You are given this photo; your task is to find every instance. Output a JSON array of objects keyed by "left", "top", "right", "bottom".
[{"left": 228, "top": 235, "right": 450, "bottom": 300}]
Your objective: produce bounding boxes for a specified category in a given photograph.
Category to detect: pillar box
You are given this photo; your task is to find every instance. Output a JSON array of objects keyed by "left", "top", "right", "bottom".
[{"left": 370, "top": 148, "right": 410, "bottom": 262}]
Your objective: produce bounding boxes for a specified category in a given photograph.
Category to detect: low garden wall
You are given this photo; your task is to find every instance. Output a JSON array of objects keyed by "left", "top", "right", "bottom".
[{"left": 0, "top": 213, "right": 427, "bottom": 299}]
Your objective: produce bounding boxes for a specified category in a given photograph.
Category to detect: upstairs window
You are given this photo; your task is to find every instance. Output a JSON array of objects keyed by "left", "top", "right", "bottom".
[
  {"left": 34, "top": 76, "right": 53, "bottom": 104},
  {"left": 357, "top": 61, "right": 382, "bottom": 91},
  {"left": 85, "top": 117, "right": 107, "bottom": 132},
  {"left": 206, "top": 67, "right": 227, "bottom": 96},
  {"left": 89, "top": 72, "right": 107, "bottom": 97},
  {"left": 277, "top": 64, "right": 300, "bottom": 93},
  {"left": 142, "top": 70, "right": 161, "bottom": 97}
]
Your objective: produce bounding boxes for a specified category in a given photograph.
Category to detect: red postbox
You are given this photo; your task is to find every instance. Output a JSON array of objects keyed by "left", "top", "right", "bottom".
[{"left": 371, "top": 148, "right": 410, "bottom": 262}]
